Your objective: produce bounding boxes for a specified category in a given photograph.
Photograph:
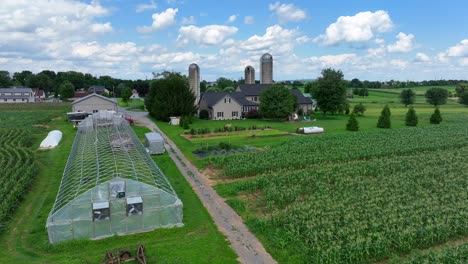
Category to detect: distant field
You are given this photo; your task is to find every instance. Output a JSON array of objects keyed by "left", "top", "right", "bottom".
[
  {"left": 117, "top": 98, "right": 145, "bottom": 111},
  {"left": 369, "top": 85, "right": 457, "bottom": 95},
  {"left": 213, "top": 123, "right": 468, "bottom": 263}
]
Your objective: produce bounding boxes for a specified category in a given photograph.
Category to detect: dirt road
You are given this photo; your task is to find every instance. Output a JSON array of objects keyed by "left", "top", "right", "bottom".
[{"left": 122, "top": 106, "right": 276, "bottom": 264}]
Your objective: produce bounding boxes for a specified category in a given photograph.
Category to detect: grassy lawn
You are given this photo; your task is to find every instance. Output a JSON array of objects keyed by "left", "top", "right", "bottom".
[
  {"left": 369, "top": 85, "right": 457, "bottom": 95},
  {"left": 0, "top": 108, "right": 237, "bottom": 263},
  {"left": 117, "top": 98, "right": 146, "bottom": 111}
]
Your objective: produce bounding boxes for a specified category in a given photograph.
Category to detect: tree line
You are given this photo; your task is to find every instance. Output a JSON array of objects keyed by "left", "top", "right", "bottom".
[{"left": 0, "top": 70, "right": 150, "bottom": 98}]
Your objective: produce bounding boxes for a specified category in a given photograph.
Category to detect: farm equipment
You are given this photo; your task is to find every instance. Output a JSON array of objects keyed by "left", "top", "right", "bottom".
[{"left": 102, "top": 244, "right": 147, "bottom": 264}]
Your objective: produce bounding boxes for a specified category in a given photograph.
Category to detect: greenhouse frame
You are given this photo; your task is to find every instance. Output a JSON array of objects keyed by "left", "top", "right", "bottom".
[{"left": 46, "top": 112, "right": 183, "bottom": 244}]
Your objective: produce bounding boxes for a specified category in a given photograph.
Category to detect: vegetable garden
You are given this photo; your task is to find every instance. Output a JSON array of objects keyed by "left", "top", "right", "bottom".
[{"left": 213, "top": 123, "right": 468, "bottom": 263}]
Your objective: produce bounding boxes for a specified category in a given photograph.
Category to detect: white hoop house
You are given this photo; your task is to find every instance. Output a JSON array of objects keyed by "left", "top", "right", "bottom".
[{"left": 46, "top": 112, "right": 183, "bottom": 244}]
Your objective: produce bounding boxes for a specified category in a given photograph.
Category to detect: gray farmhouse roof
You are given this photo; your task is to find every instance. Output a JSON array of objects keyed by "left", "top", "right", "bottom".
[
  {"left": 71, "top": 92, "right": 117, "bottom": 105},
  {"left": 88, "top": 85, "right": 107, "bottom": 92},
  {"left": 201, "top": 91, "right": 259, "bottom": 108},
  {"left": 290, "top": 89, "right": 313, "bottom": 104},
  {"left": 0, "top": 87, "right": 33, "bottom": 93}
]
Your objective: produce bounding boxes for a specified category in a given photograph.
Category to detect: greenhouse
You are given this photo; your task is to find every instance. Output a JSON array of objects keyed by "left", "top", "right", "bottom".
[{"left": 46, "top": 112, "right": 183, "bottom": 244}]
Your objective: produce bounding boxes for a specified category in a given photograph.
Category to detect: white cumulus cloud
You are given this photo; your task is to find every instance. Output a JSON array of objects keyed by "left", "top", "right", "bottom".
[
  {"left": 137, "top": 8, "right": 178, "bottom": 33},
  {"left": 269, "top": 2, "right": 307, "bottom": 24},
  {"left": 136, "top": 1, "right": 157, "bottom": 13},
  {"left": 415, "top": 52, "right": 431, "bottom": 62},
  {"left": 315, "top": 10, "right": 393, "bottom": 46},
  {"left": 177, "top": 25, "right": 238, "bottom": 46},
  {"left": 387, "top": 32, "right": 415, "bottom": 53},
  {"left": 181, "top": 16, "right": 196, "bottom": 25},
  {"left": 90, "top": 22, "right": 114, "bottom": 33},
  {"left": 446, "top": 39, "right": 468, "bottom": 57},
  {"left": 227, "top": 15, "right": 237, "bottom": 23}
]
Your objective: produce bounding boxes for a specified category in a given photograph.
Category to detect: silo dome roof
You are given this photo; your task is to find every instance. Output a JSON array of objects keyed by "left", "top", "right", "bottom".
[
  {"left": 261, "top": 53, "right": 273, "bottom": 60},
  {"left": 189, "top": 63, "right": 199, "bottom": 69}
]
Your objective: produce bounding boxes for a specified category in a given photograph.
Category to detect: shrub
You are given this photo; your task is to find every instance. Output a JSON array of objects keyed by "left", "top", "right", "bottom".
[
  {"left": 346, "top": 113, "right": 359, "bottom": 131},
  {"left": 405, "top": 106, "right": 418, "bottom": 126},
  {"left": 179, "top": 116, "right": 191, "bottom": 129},
  {"left": 199, "top": 109, "right": 209, "bottom": 119},
  {"left": 297, "top": 108, "right": 304, "bottom": 116},
  {"left": 459, "top": 91, "right": 468, "bottom": 106},
  {"left": 430, "top": 108, "right": 442, "bottom": 124},
  {"left": 377, "top": 105, "right": 391, "bottom": 128},
  {"left": 353, "top": 103, "right": 367, "bottom": 116},
  {"left": 246, "top": 109, "right": 261, "bottom": 119},
  {"left": 190, "top": 128, "right": 196, "bottom": 135}
]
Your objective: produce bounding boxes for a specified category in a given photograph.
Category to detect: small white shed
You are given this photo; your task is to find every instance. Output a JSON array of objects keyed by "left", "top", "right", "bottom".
[
  {"left": 145, "top": 132, "right": 165, "bottom": 155},
  {"left": 169, "top": 117, "right": 180, "bottom": 126}
]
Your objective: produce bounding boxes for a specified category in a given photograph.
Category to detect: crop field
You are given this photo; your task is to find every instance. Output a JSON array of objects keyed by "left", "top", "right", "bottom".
[
  {"left": 0, "top": 128, "right": 36, "bottom": 226},
  {"left": 212, "top": 122, "right": 468, "bottom": 263}
]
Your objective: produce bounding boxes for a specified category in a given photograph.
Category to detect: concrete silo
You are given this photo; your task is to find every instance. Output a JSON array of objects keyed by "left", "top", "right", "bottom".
[
  {"left": 188, "top": 63, "right": 200, "bottom": 105},
  {"left": 244, "top": 66, "right": 255, "bottom": 84},
  {"left": 260, "top": 53, "right": 273, "bottom": 84}
]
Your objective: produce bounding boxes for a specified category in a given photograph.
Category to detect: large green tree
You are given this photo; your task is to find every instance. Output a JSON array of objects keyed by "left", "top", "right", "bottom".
[
  {"left": 259, "top": 85, "right": 296, "bottom": 119},
  {"left": 0, "top": 71, "right": 12, "bottom": 87},
  {"left": 216, "top": 77, "right": 235, "bottom": 89},
  {"left": 425, "top": 87, "right": 448, "bottom": 107},
  {"left": 400, "top": 89, "right": 416, "bottom": 107},
  {"left": 58, "top": 80, "right": 75, "bottom": 100},
  {"left": 311, "top": 68, "right": 347, "bottom": 118},
  {"left": 12, "top": 70, "right": 33, "bottom": 86},
  {"left": 145, "top": 72, "right": 197, "bottom": 121},
  {"left": 455, "top": 83, "right": 467, "bottom": 97},
  {"left": 121, "top": 87, "right": 132, "bottom": 103},
  {"left": 26, "top": 73, "right": 54, "bottom": 93},
  {"left": 458, "top": 92, "right": 468, "bottom": 106}
]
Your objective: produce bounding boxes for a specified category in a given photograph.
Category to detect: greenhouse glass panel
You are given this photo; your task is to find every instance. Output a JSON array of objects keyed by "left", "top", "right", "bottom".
[{"left": 46, "top": 112, "right": 183, "bottom": 244}]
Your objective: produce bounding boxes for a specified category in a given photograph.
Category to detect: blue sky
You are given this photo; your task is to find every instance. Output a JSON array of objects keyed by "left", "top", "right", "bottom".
[{"left": 0, "top": 0, "right": 467, "bottom": 81}]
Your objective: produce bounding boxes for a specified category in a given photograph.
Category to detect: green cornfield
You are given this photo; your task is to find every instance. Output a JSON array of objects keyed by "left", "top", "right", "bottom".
[
  {"left": 0, "top": 128, "right": 37, "bottom": 226},
  {"left": 213, "top": 123, "right": 468, "bottom": 263}
]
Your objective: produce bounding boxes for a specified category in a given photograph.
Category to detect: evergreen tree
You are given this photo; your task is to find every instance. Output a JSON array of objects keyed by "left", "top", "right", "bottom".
[
  {"left": 405, "top": 106, "right": 418, "bottom": 126},
  {"left": 430, "top": 108, "right": 442, "bottom": 124},
  {"left": 377, "top": 105, "right": 391, "bottom": 128},
  {"left": 346, "top": 113, "right": 359, "bottom": 131}
]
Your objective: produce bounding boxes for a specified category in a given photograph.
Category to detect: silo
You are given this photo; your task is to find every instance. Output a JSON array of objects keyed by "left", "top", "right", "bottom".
[
  {"left": 188, "top": 63, "right": 200, "bottom": 105},
  {"left": 244, "top": 66, "right": 255, "bottom": 84},
  {"left": 260, "top": 53, "right": 273, "bottom": 84}
]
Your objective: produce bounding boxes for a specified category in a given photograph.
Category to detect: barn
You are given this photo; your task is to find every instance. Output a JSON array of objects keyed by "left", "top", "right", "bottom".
[
  {"left": 71, "top": 93, "right": 117, "bottom": 113},
  {"left": 46, "top": 112, "right": 183, "bottom": 244}
]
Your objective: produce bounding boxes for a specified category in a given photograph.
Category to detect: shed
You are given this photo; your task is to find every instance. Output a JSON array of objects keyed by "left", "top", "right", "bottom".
[
  {"left": 46, "top": 113, "right": 182, "bottom": 244},
  {"left": 169, "top": 117, "right": 180, "bottom": 125},
  {"left": 145, "top": 132, "right": 165, "bottom": 155}
]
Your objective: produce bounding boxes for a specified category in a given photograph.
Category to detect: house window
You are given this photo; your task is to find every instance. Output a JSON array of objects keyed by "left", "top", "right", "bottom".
[
  {"left": 224, "top": 98, "right": 227, "bottom": 103},
  {"left": 93, "top": 110, "right": 98, "bottom": 113},
  {"left": 228, "top": 98, "right": 231, "bottom": 103},
  {"left": 3, "top": 99, "right": 6, "bottom": 102},
  {"left": 13, "top": 99, "right": 16, "bottom": 102},
  {"left": 232, "top": 111, "right": 238, "bottom": 117},
  {"left": 254, "top": 96, "right": 257, "bottom": 102},
  {"left": 217, "top": 112, "right": 224, "bottom": 118},
  {"left": 22, "top": 99, "right": 25, "bottom": 101}
]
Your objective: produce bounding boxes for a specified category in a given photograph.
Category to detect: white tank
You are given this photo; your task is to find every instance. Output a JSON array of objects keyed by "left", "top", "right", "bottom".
[{"left": 39, "top": 130, "right": 63, "bottom": 149}]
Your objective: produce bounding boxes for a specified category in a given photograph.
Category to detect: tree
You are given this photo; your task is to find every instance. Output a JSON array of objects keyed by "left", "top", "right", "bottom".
[
  {"left": 200, "top": 80, "right": 208, "bottom": 93},
  {"left": 12, "top": 70, "right": 33, "bottom": 86},
  {"left": 0, "top": 71, "right": 12, "bottom": 87},
  {"left": 292, "top": 80, "right": 303, "bottom": 87},
  {"left": 405, "top": 106, "right": 418, "bottom": 126},
  {"left": 430, "top": 108, "right": 442, "bottom": 124},
  {"left": 455, "top": 83, "right": 468, "bottom": 97},
  {"left": 377, "top": 105, "right": 391, "bottom": 128},
  {"left": 459, "top": 91, "right": 468, "bottom": 106},
  {"left": 425, "top": 87, "right": 448, "bottom": 107},
  {"left": 312, "top": 68, "right": 347, "bottom": 118},
  {"left": 400, "top": 89, "right": 416, "bottom": 107},
  {"left": 353, "top": 103, "right": 367, "bottom": 116},
  {"left": 303, "top": 81, "right": 317, "bottom": 93},
  {"left": 259, "top": 85, "right": 296, "bottom": 119},
  {"left": 58, "top": 81, "right": 75, "bottom": 100},
  {"left": 121, "top": 87, "right": 132, "bottom": 103},
  {"left": 216, "top": 77, "right": 234, "bottom": 89},
  {"left": 26, "top": 73, "right": 54, "bottom": 93},
  {"left": 346, "top": 113, "right": 359, "bottom": 131},
  {"left": 145, "top": 71, "right": 197, "bottom": 121},
  {"left": 350, "top": 78, "right": 363, "bottom": 88}
]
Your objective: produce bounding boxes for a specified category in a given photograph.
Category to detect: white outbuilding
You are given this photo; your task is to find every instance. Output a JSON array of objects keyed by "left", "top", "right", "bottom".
[{"left": 145, "top": 132, "right": 165, "bottom": 155}]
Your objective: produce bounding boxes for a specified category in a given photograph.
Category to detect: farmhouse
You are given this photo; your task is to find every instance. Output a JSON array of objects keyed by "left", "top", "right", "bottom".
[
  {"left": 71, "top": 93, "right": 117, "bottom": 113},
  {"left": 0, "top": 87, "right": 35, "bottom": 103},
  {"left": 199, "top": 84, "right": 314, "bottom": 120},
  {"left": 33, "top": 88, "right": 46, "bottom": 101},
  {"left": 46, "top": 112, "right": 183, "bottom": 244},
  {"left": 88, "top": 85, "right": 109, "bottom": 95}
]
